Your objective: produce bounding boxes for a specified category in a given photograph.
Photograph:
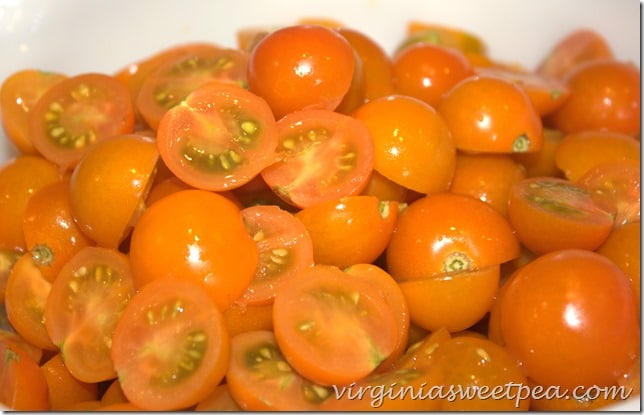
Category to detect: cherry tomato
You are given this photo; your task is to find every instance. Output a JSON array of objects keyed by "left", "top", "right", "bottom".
[
  {"left": 157, "top": 82, "right": 279, "bottom": 191},
  {"left": 238, "top": 204, "right": 314, "bottom": 305},
  {"left": 295, "top": 195, "right": 399, "bottom": 268},
  {"left": 128, "top": 189, "right": 258, "bottom": 311},
  {"left": 195, "top": 383, "right": 241, "bottom": 411},
  {"left": 398, "top": 21, "right": 487, "bottom": 56},
  {"left": 136, "top": 45, "right": 249, "bottom": 130},
  {"left": 392, "top": 43, "right": 473, "bottom": 107},
  {"left": 0, "top": 338, "right": 50, "bottom": 410},
  {"left": 437, "top": 75, "right": 543, "bottom": 153},
  {"left": 0, "top": 69, "right": 67, "bottom": 154},
  {"left": 512, "top": 128, "right": 565, "bottom": 178},
  {"left": 222, "top": 302, "right": 274, "bottom": 337},
  {"left": 40, "top": 353, "right": 99, "bottom": 410},
  {"left": 547, "top": 59, "right": 641, "bottom": 136},
  {"left": 507, "top": 177, "right": 615, "bottom": 254},
  {"left": 225, "top": 330, "right": 333, "bottom": 411},
  {"left": 111, "top": 277, "right": 230, "bottom": 411},
  {"left": 0, "top": 249, "right": 20, "bottom": 304},
  {"left": 386, "top": 192, "right": 520, "bottom": 281},
  {"left": 0, "top": 155, "right": 61, "bottom": 252},
  {"left": 44, "top": 246, "right": 135, "bottom": 383},
  {"left": 272, "top": 264, "right": 398, "bottom": 386},
  {"left": 260, "top": 109, "right": 374, "bottom": 208},
  {"left": 28, "top": 73, "right": 135, "bottom": 170},
  {"left": 247, "top": 24, "right": 355, "bottom": 119},
  {"left": 69, "top": 134, "right": 159, "bottom": 248},
  {"left": 352, "top": 94, "right": 456, "bottom": 194},
  {"left": 499, "top": 249, "right": 640, "bottom": 390},
  {"left": 360, "top": 170, "right": 409, "bottom": 202},
  {"left": 23, "top": 180, "right": 95, "bottom": 282}
]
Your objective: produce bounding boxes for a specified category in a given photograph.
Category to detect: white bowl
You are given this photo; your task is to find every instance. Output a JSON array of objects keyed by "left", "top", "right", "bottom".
[{"left": 0, "top": 0, "right": 640, "bottom": 411}]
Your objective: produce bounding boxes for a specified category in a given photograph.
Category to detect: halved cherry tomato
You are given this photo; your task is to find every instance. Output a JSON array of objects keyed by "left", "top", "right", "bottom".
[
  {"left": 238, "top": 204, "right": 314, "bottom": 305},
  {"left": 225, "top": 330, "right": 333, "bottom": 411},
  {"left": 386, "top": 192, "right": 520, "bottom": 281},
  {"left": 44, "top": 246, "right": 135, "bottom": 383},
  {"left": 0, "top": 69, "right": 67, "bottom": 154},
  {"left": 28, "top": 73, "right": 135, "bottom": 170},
  {"left": 398, "top": 21, "right": 487, "bottom": 56},
  {"left": 136, "top": 46, "right": 249, "bottom": 130},
  {"left": 0, "top": 338, "right": 50, "bottom": 410},
  {"left": 499, "top": 249, "right": 640, "bottom": 390},
  {"left": 512, "top": 128, "right": 565, "bottom": 178},
  {"left": 4, "top": 253, "right": 56, "bottom": 350},
  {"left": 69, "top": 134, "right": 159, "bottom": 248},
  {"left": 0, "top": 328, "right": 43, "bottom": 364},
  {"left": 195, "top": 383, "right": 241, "bottom": 411},
  {"left": 554, "top": 130, "right": 640, "bottom": 183},
  {"left": 294, "top": 195, "right": 399, "bottom": 268},
  {"left": 393, "top": 326, "right": 452, "bottom": 372},
  {"left": 546, "top": 59, "right": 641, "bottom": 136},
  {"left": 352, "top": 94, "right": 456, "bottom": 194},
  {"left": 0, "top": 249, "right": 21, "bottom": 304},
  {"left": 100, "top": 378, "right": 128, "bottom": 406},
  {"left": 111, "top": 277, "right": 230, "bottom": 411},
  {"left": 128, "top": 189, "right": 258, "bottom": 311},
  {"left": 272, "top": 264, "right": 398, "bottom": 386},
  {"left": 222, "top": 302, "right": 274, "bottom": 337},
  {"left": 247, "top": 24, "right": 355, "bottom": 119},
  {"left": 260, "top": 109, "right": 374, "bottom": 208},
  {"left": 507, "top": 177, "right": 615, "bottom": 254},
  {"left": 437, "top": 75, "right": 543, "bottom": 153},
  {"left": 156, "top": 82, "right": 279, "bottom": 191},
  {"left": 40, "top": 352, "right": 99, "bottom": 410},
  {"left": 23, "top": 180, "right": 95, "bottom": 282}
]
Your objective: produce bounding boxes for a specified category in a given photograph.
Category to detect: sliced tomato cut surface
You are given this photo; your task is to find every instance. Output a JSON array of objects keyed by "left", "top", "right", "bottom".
[
  {"left": 260, "top": 109, "right": 374, "bottom": 208},
  {"left": 271, "top": 264, "right": 398, "bottom": 386},
  {"left": 111, "top": 278, "right": 230, "bottom": 411},
  {"left": 238, "top": 204, "right": 314, "bottom": 306},
  {"left": 157, "top": 82, "right": 279, "bottom": 191}
]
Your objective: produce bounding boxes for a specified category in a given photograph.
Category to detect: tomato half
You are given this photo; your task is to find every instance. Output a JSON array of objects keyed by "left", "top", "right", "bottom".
[
  {"left": 44, "top": 246, "right": 135, "bottom": 383},
  {"left": 260, "top": 109, "right": 374, "bottom": 208},
  {"left": 156, "top": 82, "right": 279, "bottom": 191},
  {"left": 272, "top": 264, "right": 398, "bottom": 386},
  {"left": 111, "top": 278, "right": 230, "bottom": 411},
  {"left": 28, "top": 73, "right": 135, "bottom": 170}
]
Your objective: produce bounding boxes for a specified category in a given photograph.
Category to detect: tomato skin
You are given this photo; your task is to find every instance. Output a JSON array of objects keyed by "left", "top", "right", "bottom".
[
  {"left": 352, "top": 95, "right": 456, "bottom": 194},
  {"left": 156, "top": 82, "right": 279, "bottom": 191},
  {"left": 111, "top": 278, "right": 230, "bottom": 411},
  {"left": 129, "top": 189, "right": 258, "bottom": 311},
  {"left": 40, "top": 352, "right": 99, "bottom": 410},
  {"left": 437, "top": 75, "right": 543, "bottom": 153},
  {"left": 247, "top": 24, "right": 355, "bottom": 119},
  {"left": 386, "top": 192, "right": 520, "bottom": 281},
  {"left": 547, "top": 59, "right": 641, "bottom": 136},
  {"left": 499, "top": 249, "right": 640, "bottom": 390},
  {"left": 0, "top": 338, "right": 50, "bottom": 410}
]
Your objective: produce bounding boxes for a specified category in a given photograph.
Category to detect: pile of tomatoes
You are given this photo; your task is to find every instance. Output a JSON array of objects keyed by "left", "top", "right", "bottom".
[{"left": 0, "top": 17, "right": 640, "bottom": 411}]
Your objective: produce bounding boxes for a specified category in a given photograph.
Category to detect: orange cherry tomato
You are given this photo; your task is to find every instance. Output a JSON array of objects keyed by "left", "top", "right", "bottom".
[
  {"left": 128, "top": 189, "right": 258, "bottom": 311},
  {"left": 156, "top": 82, "right": 279, "bottom": 191},
  {"left": 238, "top": 204, "right": 315, "bottom": 305},
  {"left": 399, "top": 21, "right": 487, "bottom": 56},
  {"left": 247, "top": 24, "right": 355, "bottom": 119},
  {"left": 386, "top": 192, "right": 520, "bottom": 281},
  {"left": 554, "top": 130, "right": 640, "bottom": 183},
  {"left": 272, "top": 264, "right": 398, "bottom": 386},
  {"left": 28, "top": 72, "right": 135, "bottom": 170},
  {"left": 294, "top": 195, "right": 399, "bottom": 268},
  {"left": 136, "top": 45, "right": 249, "bottom": 130},
  {"left": 392, "top": 43, "right": 473, "bottom": 107},
  {"left": 547, "top": 59, "right": 641, "bottom": 136},
  {"left": 44, "top": 246, "right": 135, "bottom": 383},
  {"left": 0, "top": 249, "right": 21, "bottom": 304},
  {"left": 111, "top": 278, "right": 230, "bottom": 411},
  {"left": 0, "top": 155, "right": 61, "bottom": 252},
  {"left": 260, "top": 109, "right": 374, "bottom": 208},
  {"left": 99, "top": 378, "right": 128, "bottom": 406},
  {"left": 499, "top": 249, "right": 640, "bottom": 390},
  {"left": 69, "top": 134, "right": 159, "bottom": 249},
  {"left": 23, "top": 180, "right": 95, "bottom": 282},
  {"left": 360, "top": 170, "right": 409, "bottom": 202},
  {"left": 222, "top": 302, "right": 274, "bottom": 337},
  {"left": 0, "top": 338, "right": 50, "bottom": 410},
  {"left": 512, "top": 128, "right": 565, "bottom": 178},
  {"left": 449, "top": 153, "right": 527, "bottom": 217},
  {"left": 352, "top": 94, "right": 456, "bottom": 194},
  {"left": 0, "top": 69, "right": 67, "bottom": 154},
  {"left": 437, "top": 75, "right": 543, "bottom": 153},
  {"left": 195, "top": 383, "right": 242, "bottom": 411},
  {"left": 40, "top": 352, "right": 99, "bottom": 410}
]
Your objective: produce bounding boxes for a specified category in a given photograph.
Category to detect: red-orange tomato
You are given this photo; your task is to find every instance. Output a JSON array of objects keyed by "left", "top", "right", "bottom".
[
  {"left": 247, "top": 24, "right": 355, "bottom": 119},
  {"left": 352, "top": 94, "right": 456, "bottom": 194},
  {"left": 392, "top": 43, "right": 474, "bottom": 107},
  {"left": 0, "top": 338, "right": 50, "bottom": 410},
  {"left": 128, "top": 189, "right": 258, "bottom": 311},
  {"left": 547, "top": 59, "right": 641, "bottom": 136},
  {"left": 499, "top": 249, "right": 640, "bottom": 390},
  {"left": 437, "top": 75, "right": 543, "bottom": 153},
  {"left": 294, "top": 195, "right": 399, "bottom": 269},
  {"left": 386, "top": 192, "right": 520, "bottom": 281}
]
